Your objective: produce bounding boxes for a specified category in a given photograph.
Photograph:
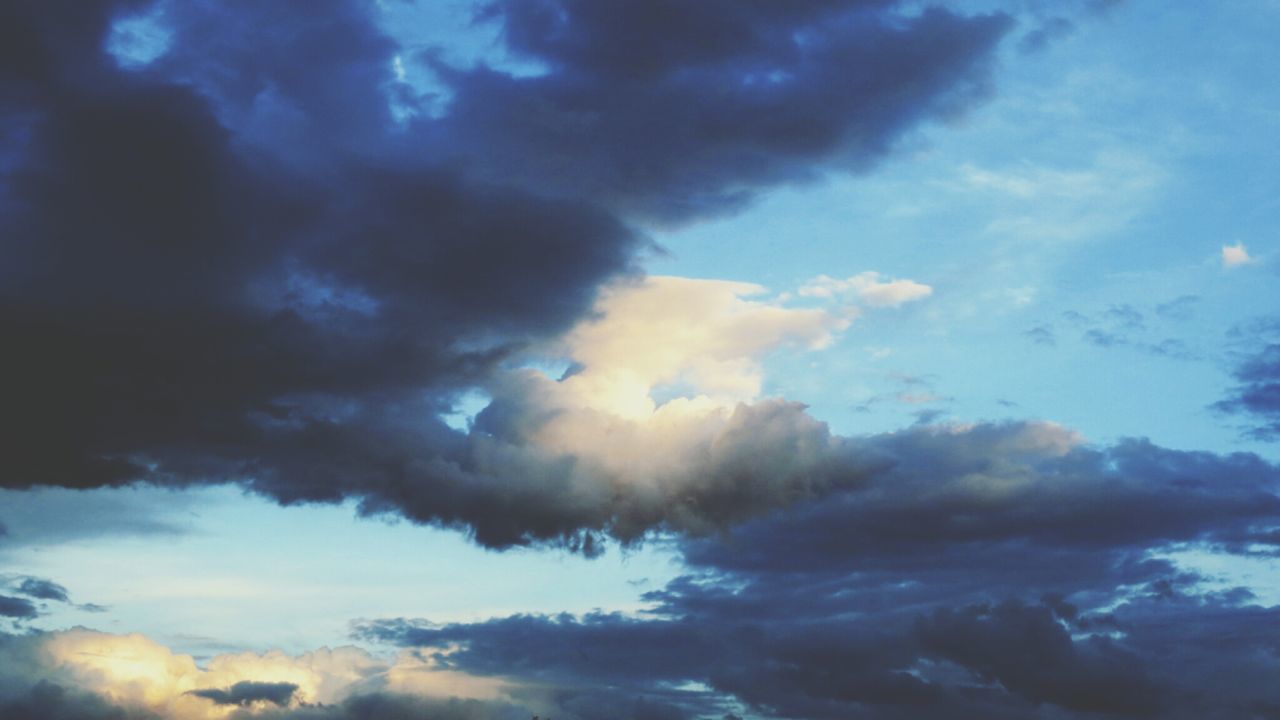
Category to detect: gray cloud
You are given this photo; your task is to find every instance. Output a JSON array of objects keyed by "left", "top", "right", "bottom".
[
  {"left": 1215, "top": 341, "right": 1280, "bottom": 440},
  {"left": 188, "top": 681, "right": 299, "bottom": 707},
  {"left": 0, "top": 596, "right": 37, "bottom": 620},
  {"left": 14, "top": 578, "right": 68, "bottom": 603}
]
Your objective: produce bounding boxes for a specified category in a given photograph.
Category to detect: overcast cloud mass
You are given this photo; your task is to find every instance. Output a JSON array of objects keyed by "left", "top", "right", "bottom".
[{"left": 2, "top": 1, "right": 1279, "bottom": 718}]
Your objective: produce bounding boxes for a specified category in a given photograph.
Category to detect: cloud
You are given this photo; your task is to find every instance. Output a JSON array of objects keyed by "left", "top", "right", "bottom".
[
  {"left": 1024, "top": 325, "right": 1056, "bottom": 346},
  {"left": 0, "top": 596, "right": 37, "bottom": 620},
  {"left": 548, "top": 275, "right": 850, "bottom": 416},
  {"left": 439, "top": 1, "right": 1012, "bottom": 223},
  {"left": 0, "top": 628, "right": 531, "bottom": 720},
  {"left": 188, "top": 681, "right": 298, "bottom": 707},
  {"left": 0, "top": 575, "right": 80, "bottom": 620},
  {"left": 1222, "top": 242, "right": 1255, "bottom": 267},
  {"left": 1049, "top": 304, "right": 1201, "bottom": 360},
  {"left": 914, "top": 600, "right": 1164, "bottom": 716},
  {"left": 0, "top": 0, "right": 1017, "bottom": 550},
  {"left": 357, "top": 421, "right": 1280, "bottom": 719},
  {"left": 798, "top": 272, "right": 934, "bottom": 307},
  {"left": 15, "top": 578, "right": 69, "bottom": 603},
  {"left": 1215, "top": 341, "right": 1280, "bottom": 440},
  {"left": 1, "top": 416, "right": 1278, "bottom": 719},
  {"left": 1154, "top": 295, "right": 1200, "bottom": 322}
]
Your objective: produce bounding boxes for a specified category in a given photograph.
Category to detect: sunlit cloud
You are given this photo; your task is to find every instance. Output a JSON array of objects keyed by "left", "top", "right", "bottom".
[
  {"left": 22, "top": 629, "right": 510, "bottom": 719},
  {"left": 540, "top": 275, "right": 852, "bottom": 419},
  {"left": 1222, "top": 242, "right": 1254, "bottom": 268}
]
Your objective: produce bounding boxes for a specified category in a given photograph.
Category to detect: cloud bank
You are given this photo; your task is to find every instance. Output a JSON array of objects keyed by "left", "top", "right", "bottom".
[{"left": 1, "top": 0, "right": 1012, "bottom": 549}]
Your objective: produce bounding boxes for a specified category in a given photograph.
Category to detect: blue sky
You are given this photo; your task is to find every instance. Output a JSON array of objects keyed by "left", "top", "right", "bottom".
[{"left": 2, "top": 2, "right": 1280, "bottom": 719}]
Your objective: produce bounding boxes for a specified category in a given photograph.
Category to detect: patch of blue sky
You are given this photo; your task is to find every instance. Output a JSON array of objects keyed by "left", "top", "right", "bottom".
[
  {"left": 2, "top": 485, "right": 681, "bottom": 658},
  {"left": 650, "top": 1, "right": 1280, "bottom": 460},
  {"left": 1156, "top": 544, "right": 1280, "bottom": 608},
  {"left": 440, "top": 387, "right": 493, "bottom": 431}
]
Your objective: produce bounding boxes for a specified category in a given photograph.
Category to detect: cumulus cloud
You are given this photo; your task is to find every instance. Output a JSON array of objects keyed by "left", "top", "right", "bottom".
[
  {"left": 346, "top": 274, "right": 871, "bottom": 548},
  {"left": 1222, "top": 242, "right": 1254, "bottom": 267},
  {"left": 545, "top": 275, "right": 851, "bottom": 416}
]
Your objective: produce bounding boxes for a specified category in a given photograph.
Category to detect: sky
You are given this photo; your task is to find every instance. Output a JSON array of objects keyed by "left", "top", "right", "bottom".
[{"left": 1, "top": 1, "right": 1279, "bottom": 719}]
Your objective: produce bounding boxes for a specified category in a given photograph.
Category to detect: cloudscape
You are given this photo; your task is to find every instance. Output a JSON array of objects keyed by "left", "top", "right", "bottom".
[{"left": 2, "top": 1, "right": 1278, "bottom": 718}]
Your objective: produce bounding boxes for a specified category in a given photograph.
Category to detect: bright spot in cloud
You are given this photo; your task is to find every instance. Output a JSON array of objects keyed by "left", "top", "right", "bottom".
[
  {"left": 541, "top": 275, "right": 853, "bottom": 420},
  {"left": 33, "top": 629, "right": 508, "bottom": 719},
  {"left": 1221, "top": 242, "right": 1254, "bottom": 267},
  {"left": 105, "top": 11, "right": 173, "bottom": 69},
  {"left": 799, "top": 271, "right": 933, "bottom": 307}
]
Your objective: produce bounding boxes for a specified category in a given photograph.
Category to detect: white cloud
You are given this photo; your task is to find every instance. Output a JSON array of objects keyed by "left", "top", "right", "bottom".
[
  {"left": 1222, "top": 242, "right": 1254, "bottom": 267},
  {"left": 798, "top": 271, "right": 933, "bottom": 308},
  {"left": 19, "top": 628, "right": 510, "bottom": 719},
  {"left": 543, "top": 275, "right": 852, "bottom": 418}
]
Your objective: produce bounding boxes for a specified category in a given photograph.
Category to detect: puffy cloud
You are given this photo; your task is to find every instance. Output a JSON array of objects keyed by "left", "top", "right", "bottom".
[
  {"left": 548, "top": 276, "right": 849, "bottom": 416},
  {"left": 798, "top": 272, "right": 933, "bottom": 307},
  {"left": 1222, "top": 242, "right": 1254, "bottom": 267}
]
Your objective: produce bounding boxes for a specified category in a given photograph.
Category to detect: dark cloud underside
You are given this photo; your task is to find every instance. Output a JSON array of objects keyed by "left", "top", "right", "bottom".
[{"left": 188, "top": 681, "right": 299, "bottom": 707}]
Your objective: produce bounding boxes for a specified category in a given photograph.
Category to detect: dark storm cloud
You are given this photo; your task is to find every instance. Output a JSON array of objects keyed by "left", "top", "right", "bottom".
[
  {"left": 358, "top": 423, "right": 1280, "bottom": 719},
  {"left": 1, "top": 0, "right": 637, "bottom": 533},
  {"left": 436, "top": 0, "right": 1013, "bottom": 223},
  {"left": 0, "top": 0, "right": 1019, "bottom": 549},
  {"left": 189, "top": 681, "right": 299, "bottom": 707}
]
